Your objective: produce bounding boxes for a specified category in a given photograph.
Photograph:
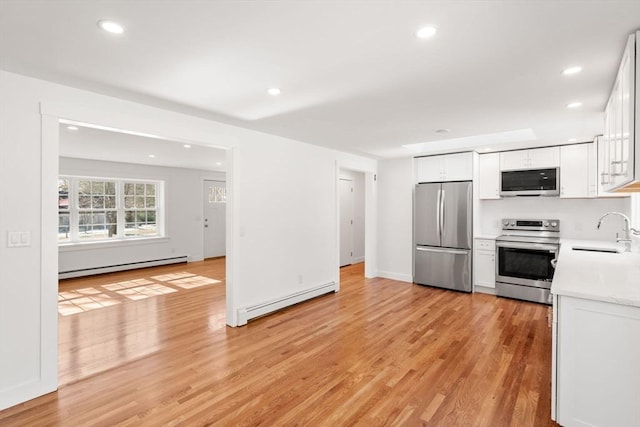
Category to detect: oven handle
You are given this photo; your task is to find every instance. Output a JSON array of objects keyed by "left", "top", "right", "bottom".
[{"left": 495, "top": 241, "right": 558, "bottom": 252}]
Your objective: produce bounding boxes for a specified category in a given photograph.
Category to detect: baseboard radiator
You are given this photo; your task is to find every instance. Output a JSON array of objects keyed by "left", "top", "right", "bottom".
[
  {"left": 237, "top": 281, "right": 337, "bottom": 326},
  {"left": 58, "top": 256, "right": 188, "bottom": 279}
]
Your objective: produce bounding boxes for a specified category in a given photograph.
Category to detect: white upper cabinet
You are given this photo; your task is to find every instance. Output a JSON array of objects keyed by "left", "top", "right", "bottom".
[
  {"left": 500, "top": 146, "right": 560, "bottom": 170},
  {"left": 601, "top": 32, "right": 638, "bottom": 192},
  {"left": 415, "top": 152, "right": 473, "bottom": 183},
  {"left": 560, "top": 143, "right": 596, "bottom": 198},
  {"left": 478, "top": 153, "right": 500, "bottom": 199}
]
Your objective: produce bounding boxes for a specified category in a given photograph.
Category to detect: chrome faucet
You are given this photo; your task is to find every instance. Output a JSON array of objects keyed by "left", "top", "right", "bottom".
[{"left": 596, "top": 212, "right": 640, "bottom": 252}]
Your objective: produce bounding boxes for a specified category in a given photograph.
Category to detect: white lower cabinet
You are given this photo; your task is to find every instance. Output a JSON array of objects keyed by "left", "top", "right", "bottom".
[
  {"left": 554, "top": 295, "right": 640, "bottom": 426},
  {"left": 473, "top": 238, "right": 495, "bottom": 290}
]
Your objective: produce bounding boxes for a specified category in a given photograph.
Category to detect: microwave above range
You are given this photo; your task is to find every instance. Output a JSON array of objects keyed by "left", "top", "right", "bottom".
[{"left": 500, "top": 167, "right": 560, "bottom": 197}]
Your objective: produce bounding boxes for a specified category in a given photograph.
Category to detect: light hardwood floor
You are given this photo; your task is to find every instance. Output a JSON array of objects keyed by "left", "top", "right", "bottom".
[{"left": 0, "top": 260, "right": 558, "bottom": 426}]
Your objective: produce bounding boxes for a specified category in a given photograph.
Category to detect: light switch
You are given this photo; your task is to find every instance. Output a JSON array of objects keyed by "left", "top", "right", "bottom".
[{"left": 7, "top": 231, "right": 31, "bottom": 248}]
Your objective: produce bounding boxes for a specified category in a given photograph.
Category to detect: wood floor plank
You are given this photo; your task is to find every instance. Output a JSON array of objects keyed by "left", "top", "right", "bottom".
[{"left": 0, "top": 260, "right": 559, "bottom": 426}]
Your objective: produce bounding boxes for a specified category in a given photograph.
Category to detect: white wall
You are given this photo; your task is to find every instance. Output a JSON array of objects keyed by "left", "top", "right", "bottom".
[
  {"left": 0, "top": 69, "right": 377, "bottom": 411},
  {"left": 339, "top": 169, "right": 365, "bottom": 262},
  {"left": 58, "top": 157, "right": 224, "bottom": 273},
  {"left": 377, "top": 157, "right": 413, "bottom": 282},
  {"left": 478, "top": 197, "right": 631, "bottom": 240}
]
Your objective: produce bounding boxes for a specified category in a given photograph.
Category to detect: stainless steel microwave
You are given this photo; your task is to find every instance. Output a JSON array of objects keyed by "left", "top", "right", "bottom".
[{"left": 500, "top": 168, "right": 560, "bottom": 197}]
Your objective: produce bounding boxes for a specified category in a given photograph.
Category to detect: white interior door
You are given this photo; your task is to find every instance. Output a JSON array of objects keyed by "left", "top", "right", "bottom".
[
  {"left": 204, "top": 180, "right": 226, "bottom": 258},
  {"left": 339, "top": 178, "right": 354, "bottom": 267}
]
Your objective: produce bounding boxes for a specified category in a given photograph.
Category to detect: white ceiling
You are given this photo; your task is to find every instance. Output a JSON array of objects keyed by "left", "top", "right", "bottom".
[
  {"left": 2, "top": 1, "right": 639, "bottom": 158},
  {"left": 59, "top": 123, "right": 226, "bottom": 171}
]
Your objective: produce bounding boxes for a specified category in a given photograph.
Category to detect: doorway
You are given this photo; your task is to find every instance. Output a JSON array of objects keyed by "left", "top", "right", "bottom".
[
  {"left": 204, "top": 180, "right": 227, "bottom": 258},
  {"left": 56, "top": 121, "right": 230, "bottom": 385},
  {"left": 339, "top": 170, "right": 365, "bottom": 268}
]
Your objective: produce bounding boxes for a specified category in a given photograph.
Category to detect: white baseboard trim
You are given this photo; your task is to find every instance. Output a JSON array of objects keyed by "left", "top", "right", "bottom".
[
  {"left": 376, "top": 270, "right": 413, "bottom": 283},
  {"left": 352, "top": 256, "right": 365, "bottom": 264},
  {"left": 59, "top": 256, "right": 188, "bottom": 279},
  {"left": 474, "top": 285, "right": 496, "bottom": 295},
  {"left": 237, "top": 281, "right": 337, "bottom": 326}
]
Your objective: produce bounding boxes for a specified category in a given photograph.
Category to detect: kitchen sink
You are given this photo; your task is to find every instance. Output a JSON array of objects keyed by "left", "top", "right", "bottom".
[{"left": 572, "top": 246, "right": 620, "bottom": 254}]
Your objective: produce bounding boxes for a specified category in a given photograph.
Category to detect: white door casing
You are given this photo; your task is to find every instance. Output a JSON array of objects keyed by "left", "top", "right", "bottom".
[{"left": 204, "top": 180, "right": 226, "bottom": 258}]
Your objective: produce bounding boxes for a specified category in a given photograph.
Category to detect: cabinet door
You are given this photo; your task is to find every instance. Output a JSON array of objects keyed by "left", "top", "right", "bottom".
[
  {"left": 528, "top": 147, "right": 560, "bottom": 168},
  {"left": 478, "top": 153, "right": 500, "bottom": 199},
  {"left": 500, "top": 150, "right": 528, "bottom": 170},
  {"left": 560, "top": 144, "right": 590, "bottom": 198},
  {"left": 557, "top": 296, "right": 640, "bottom": 427},
  {"left": 597, "top": 135, "right": 628, "bottom": 197},
  {"left": 442, "top": 152, "right": 473, "bottom": 181},
  {"left": 415, "top": 156, "right": 443, "bottom": 183},
  {"left": 606, "top": 34, "right": 636, "bottom": 190},
  {"left": 473, "top": 245, "right": 495, "bottom": 288}
]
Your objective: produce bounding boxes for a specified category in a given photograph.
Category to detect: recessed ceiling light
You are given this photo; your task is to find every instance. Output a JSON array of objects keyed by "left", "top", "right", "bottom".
[
  {"left": 97, "top": 20, "right": 125, "bottom": 35},
  {"left": 183, "top": 144, "right": 191, "bottom": 148},
  {"left": 568, "top": 138, "right": 577, "bottom": 142},
  {"left": 66, "top": 126, "right": 79, "bottom": 131},
  {"left": 148, "top": 154, "right": 155, "bottom": 158},
  {"left": 435, "top": 128, "right": 450, "bottom": 134},
  {"left": 562, "top": 66, "right": 583, "bottom": 75},
  {"left": 215, "top": 162, "right": 223, "bottom": 166},
  {"left": 267, "top": 88, "right": 281, "bottom": 96},
  {"left": 567, "top": 102, "right": 582, "bottom": 108},
  {"left": 416, "top": 26, "right": 437, "bottom": 39}
]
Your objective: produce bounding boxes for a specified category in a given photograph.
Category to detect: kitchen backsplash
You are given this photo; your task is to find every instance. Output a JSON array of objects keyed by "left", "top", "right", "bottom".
[{"left": 479, "top": 196, "right": 631, "bottom": 241}]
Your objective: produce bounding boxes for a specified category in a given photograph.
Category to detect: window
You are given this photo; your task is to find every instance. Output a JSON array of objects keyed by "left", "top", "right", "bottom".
[
  {"left": 124, "top": 182, "right": 157, "bottom": 237},
  {"left": 59, "top": 176, "right": 163, "bottom": 244}
]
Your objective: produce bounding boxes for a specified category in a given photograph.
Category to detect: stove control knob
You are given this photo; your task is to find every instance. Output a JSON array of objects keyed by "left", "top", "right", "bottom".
[
  {"left": 503, "top": 220, "right": 510, "bottom": 226},
  {"left": 509, "top": 221, "right": 516, "bottom": 226},
  {"left": 544, "top": 222, "right": 550, "bottom": 227},
  {"left": 551, "top": 221, "right": 558, "bottom": 227}
]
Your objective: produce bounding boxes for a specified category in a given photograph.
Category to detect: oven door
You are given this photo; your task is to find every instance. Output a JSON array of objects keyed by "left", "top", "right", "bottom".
[{"left": 496, "top": 241, "right": 558, "bottom": 289}]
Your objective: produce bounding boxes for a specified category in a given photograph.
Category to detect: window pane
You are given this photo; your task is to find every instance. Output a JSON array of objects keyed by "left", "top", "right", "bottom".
[
  {"left": 135, "top": 183, "right": 145, "bottom": 195},
  {"left": 78, "top": 196, "right": 91, "bottom": 209},
  {"left": 92, "top": 212, "right": 105, "bottom": 225},
  {"left": 125, "top": 211, "right": 135, "bottom": 222},
  {"left": 147, "top": 211, "right": 156, "bottom": 222},
  {"left": 105, "top": 181, "right": 116, "bottom": 195},
  {"left": 124, "top": 196, "right": 134, "bottom": 209},
  {"left": 146, "top": 184, "right": 155, "bottom": 196},
  {"left": 136, "top": 211, "right": 147, "bottom": 222},
  {"left": 106, "top": 211, "right": 117, "bottom": 223},
  {"left": 105, "top": 196, "right": 116, "bottom": 209},
  {"left": 146, "top": 197, "right": 156, "bottom": 208},
  {"left": 79, "top": 213, "right": 91, "bottom": 225},
  {"left": 124, "top": 183, "right": 135, "bottom": 195},
  {"left": 135, "top": 196, "right": 145, "bottom": 209},
  {"left": 58, "top": 213, "right": 70, "bottom": 242},
  {"left": 58, "top": 179, "right": 69, "bottom": 210},
  {"left": 92, "top": 181, "right": 105, "bottom": 194},
  {"left": 78, "top": 180, "right": 92, "bottom": 194},
  {"left": 92, "top": 196, "right": 105, "bottom": 209}
]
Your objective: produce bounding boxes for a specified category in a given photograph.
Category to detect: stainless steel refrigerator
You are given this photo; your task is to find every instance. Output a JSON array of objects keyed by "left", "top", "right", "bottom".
[{"left": 414, "top": 181, "right": 472, "bottom": 292}]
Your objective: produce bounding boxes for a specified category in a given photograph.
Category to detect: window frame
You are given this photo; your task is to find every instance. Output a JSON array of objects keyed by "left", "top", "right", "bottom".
[{"left": 59, "top": 175, "right": 165, "bottom": 245}]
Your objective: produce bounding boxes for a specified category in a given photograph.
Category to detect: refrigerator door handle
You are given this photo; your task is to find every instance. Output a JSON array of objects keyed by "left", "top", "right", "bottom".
[
  {"left": 440, "top": 189, "right": 445, "bottom": 239},
  {"left": 416, "top": 246, "right": 469, "bottom": 255},
  {"left": 436, "top": 188, "right": 442, "bottom": 241}
]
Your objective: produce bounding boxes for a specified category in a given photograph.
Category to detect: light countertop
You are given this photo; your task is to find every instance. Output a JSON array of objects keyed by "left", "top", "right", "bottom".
[
  {"left": 474, "top": 234, "right": 499, "bottom": 240},
  {"left": 551, "top": 239, "right": 640, "bottom": 307}
]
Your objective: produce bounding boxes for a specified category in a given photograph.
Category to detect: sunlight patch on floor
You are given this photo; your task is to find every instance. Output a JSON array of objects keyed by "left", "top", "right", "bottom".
[{"left": 58, "top": 272, "right": 220, "bottom": 316}]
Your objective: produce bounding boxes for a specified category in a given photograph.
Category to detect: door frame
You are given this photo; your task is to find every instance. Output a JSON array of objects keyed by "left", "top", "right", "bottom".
[
  {"left": 335, "top": 162, "right": 377, "bottom": 290},
  {"left": 40, "top": 102, "right": 236, "bottom": 395}
]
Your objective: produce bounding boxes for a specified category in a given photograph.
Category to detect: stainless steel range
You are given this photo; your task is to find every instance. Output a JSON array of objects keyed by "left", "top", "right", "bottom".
[{"left": 495, "top": 218, "right": 560, "bottom": 305}]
